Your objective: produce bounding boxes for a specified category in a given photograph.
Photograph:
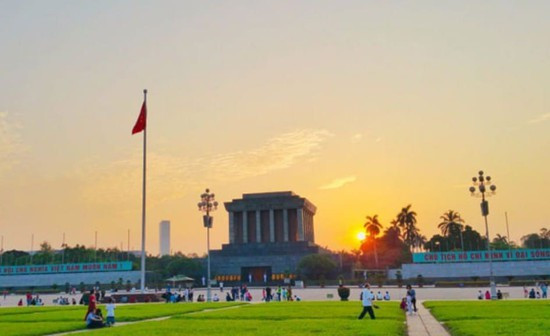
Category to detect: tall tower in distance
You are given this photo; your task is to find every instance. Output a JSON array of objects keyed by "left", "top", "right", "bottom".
[{"left": 159, "top": 220, "right": 171, "bottom": 256}]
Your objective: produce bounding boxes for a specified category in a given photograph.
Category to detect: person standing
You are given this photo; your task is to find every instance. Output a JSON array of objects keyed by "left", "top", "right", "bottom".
[
  {"left": 84, "top": 290, "right": 96, "bottom": 321},
  {"left": 406, "top": 284, "right": 417, "bottom": 312},
  {"left": 406, "top": 292, "right": 413, "bottom": 315},
  {"left": 540, "top": 282, "right": 547, "bottom": 299},
  {"left": 26, "top": 292, "right": 32, "bottom": 306},
  {"left": 358, "top": 283, "right": 375, "bottom": 320},
  {"left": 105, "top": 298, "right": 116, "bottom": 326},
  {"left": 265, "top": 286, "right": 272, "bottom": 302}
]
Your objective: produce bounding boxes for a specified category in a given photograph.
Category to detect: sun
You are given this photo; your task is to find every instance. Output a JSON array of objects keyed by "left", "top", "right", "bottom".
[{"left": 357, "top": 232, "right": 366, "bottom": 241}]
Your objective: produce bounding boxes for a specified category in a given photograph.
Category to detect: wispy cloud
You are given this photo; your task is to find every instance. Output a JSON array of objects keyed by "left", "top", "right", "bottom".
[
  {"left": 351, "top": 133, "right": 363, "bottom": 143},
  {"left": 527, "top": 113, "right": 550, "bottom": 124},
  {"left": 319, "top": 175, "right": 357, "bottom": 190},
  {"left": 0, "top": 111, "right": 25, "bottom": 174},
  {"left": 77, "top": 129, "right": 333, "bottom": 207}
]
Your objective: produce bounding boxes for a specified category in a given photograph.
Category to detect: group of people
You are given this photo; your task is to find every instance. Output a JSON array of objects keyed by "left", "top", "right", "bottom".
[
  {"left": 225, "top": 284, "right": 254, "bottom": 302},
  {"left": 524, "top": 283, "right": 548, "bottom": 299},
  {"left": 358, "top": 283, "right": 418, "bottom": 321},
  {"left": 220, "top": 284, "right": 301, "bottom": 302},
  {"left": 84, "top": 290, "right": 116, "bottom": 329},
  {"left": 53, "top": 296, "right": 76, "bottom": 305},
  {"left": 374, "top": 291, "right": 391, "bottom": 301},
  {"left": 477, "top": 289, "right": 506, "bottom": 300},
  {"left": 163, "top": 287, "right": 195, "bottom": 303},
  {"left": 19, "top": 293, "right": 43, "bottom": 306},
  {"left": 399, "top": 285, "right": 417, "bottom": 315}
]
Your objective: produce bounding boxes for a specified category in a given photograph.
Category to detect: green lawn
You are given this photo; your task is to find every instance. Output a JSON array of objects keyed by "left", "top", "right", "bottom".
[
  {"left": 0, "top": 301, "right": 406, "bottom": 336},
  {"left": 88, "top": 302, "right": 406, "bottom": 336},
  {"left": 424, "top": 300, "right": 550, "bottom": 336},
  {"left": 0, "top": 302, "right": 242, "bottom": 336}
]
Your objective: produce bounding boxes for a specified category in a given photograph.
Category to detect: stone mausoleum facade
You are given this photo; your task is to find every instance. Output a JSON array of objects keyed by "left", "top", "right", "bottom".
[{"left": 211, "top": 191, "right": 323, "bottom": 283}]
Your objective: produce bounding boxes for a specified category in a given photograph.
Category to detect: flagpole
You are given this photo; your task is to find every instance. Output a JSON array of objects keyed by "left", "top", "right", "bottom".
[{"left": 140, "top": 89, "right": 147, "bottom": 293}]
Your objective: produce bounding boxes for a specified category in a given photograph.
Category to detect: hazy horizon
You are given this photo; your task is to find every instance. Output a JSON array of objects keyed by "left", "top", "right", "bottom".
[{"left": 1, "top": 1, "right": 549, "bottom": 255}]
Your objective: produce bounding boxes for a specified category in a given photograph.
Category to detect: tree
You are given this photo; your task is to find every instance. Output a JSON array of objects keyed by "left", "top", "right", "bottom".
[
  {"left": 425, "top": 225, "right": 487, "bottom": 252},
  {"left": 297, "top": 254, "right": 337, "bottom": 281},
  {"left": 34, "top": 241, "right": 54, "bottom": 264},
  {"left": 438, "top": 210, "right": 465, "bottom": 250},
  {"left": 462, "top": 225, "right": 486, "bottom": 251},
  {"left": 491, "top": 234, "right": 516, "bottom": 250},
  {"left": 364, "top": 215, "right": 383, "bottom": 267},
  {"left": 395, "top": 205, "right": 419, "bottom": 252},
  {"left": 382, "top": 222, "right": 402, "bottom": 248},
  {"left": 424, "top": 234, "right": 447, "bottom": 252},
  {"left": 413, "top": 234, "right": 427, "bottom": 252},
  {"left": 521, "top": 229, "right": 550, "bottom": 249},
  {"left": 39, "top": 241, "right": 53, "bottom": 253}
]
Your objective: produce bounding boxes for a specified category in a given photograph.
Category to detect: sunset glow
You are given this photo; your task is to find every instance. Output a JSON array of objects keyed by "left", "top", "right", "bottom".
[{"left": 1, "top": 2, "right": 549, "bottom": 255}]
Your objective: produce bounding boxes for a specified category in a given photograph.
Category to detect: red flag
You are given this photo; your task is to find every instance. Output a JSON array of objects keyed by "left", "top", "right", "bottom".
[{"left": 132, "top": 101, "right": 147, "bottom": 134}]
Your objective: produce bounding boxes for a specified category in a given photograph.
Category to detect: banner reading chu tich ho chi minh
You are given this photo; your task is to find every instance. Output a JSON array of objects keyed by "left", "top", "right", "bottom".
[
  {"left": 0, "top": 261, "right": 133, "bottom": 276},
  {"left": 413, "top": 249, "right": 550, "bottom": 263}
]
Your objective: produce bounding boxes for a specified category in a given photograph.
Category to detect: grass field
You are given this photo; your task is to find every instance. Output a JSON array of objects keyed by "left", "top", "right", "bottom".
[
  {"left": 0, "top": 301, "right": 405, "bottom": 336},
  {"left": 424, "top": 300, "right": 550, "bottom": 336},
  {"left": 0, "top": 302, "right": 241, "bottom": 336}
]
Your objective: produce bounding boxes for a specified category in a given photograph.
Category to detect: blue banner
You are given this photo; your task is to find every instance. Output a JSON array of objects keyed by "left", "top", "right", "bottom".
[
  {"left": 413, "top": 249, "right": 550, "bottom": 263},
  {"left": 0, "top": 261, "right": 133, "bottom": 275}
]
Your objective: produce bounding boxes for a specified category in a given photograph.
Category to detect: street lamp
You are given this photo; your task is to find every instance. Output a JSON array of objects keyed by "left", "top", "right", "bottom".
[
  {"left": 469, "top": 170, "right": 497, "bottom": 299},
  {"left": 197, "top": 188, "right": 218, "bottom": 302}
]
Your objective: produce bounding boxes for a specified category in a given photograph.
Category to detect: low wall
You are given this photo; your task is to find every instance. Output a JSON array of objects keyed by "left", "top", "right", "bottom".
[
  {"left": 0, "top": 271, "right": 141, "bottom": 288},
  {"left": 401, "top": 260, "right": 550, "bottom": 279}
]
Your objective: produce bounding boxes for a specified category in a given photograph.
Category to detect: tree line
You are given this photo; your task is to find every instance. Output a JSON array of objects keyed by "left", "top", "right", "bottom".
[{"left": 355, "top": 205, "right": 549, "bottom": 270}]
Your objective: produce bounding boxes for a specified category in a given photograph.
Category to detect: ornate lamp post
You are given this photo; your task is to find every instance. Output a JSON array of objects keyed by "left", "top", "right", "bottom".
[
  {"left": 469, "top": 170, "right": 497, "bottom": 299},
  {"left": 197, "top": 188, "right": 218, "bottom": 302}
]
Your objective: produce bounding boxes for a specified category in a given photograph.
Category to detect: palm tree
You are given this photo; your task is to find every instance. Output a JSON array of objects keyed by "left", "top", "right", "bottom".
[
  {"left": 364, "top": 215, "right": 383, "bottom": 268},
  {"left": 395, "top": 205, "right": 419, "bottom": 252},
  {"left": 389, "top": 219, "right": 401, "bottom": 236},
  {"left": 540, "top": 228, "right": 550, "bottom": 240},
  {"left": 350, "top": 248, "right": 362, "bottom": 268},
  {"left": 413, "top": 234, "right": 427, "bottom": 252},
  {"left": 494, "top": 234, "right": 508, "bottom": 244},
  {"left": 438, "top": 210, "right": 465, "bottom": 250}
]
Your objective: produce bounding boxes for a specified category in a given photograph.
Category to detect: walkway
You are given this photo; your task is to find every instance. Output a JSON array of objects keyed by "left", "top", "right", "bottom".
[{"left": 407, "top": 300, "right": 450, "bottom": 336}]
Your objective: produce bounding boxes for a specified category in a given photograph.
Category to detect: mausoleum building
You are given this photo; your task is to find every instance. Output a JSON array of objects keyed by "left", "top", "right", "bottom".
[{"left": 211, "top": 191, "right": 324, "bottom": 283}]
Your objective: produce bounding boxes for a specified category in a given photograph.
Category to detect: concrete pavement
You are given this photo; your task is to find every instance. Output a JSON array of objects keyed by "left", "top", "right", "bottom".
[{"left": 406, "top": 300, "right": 450, "bottom": 336}]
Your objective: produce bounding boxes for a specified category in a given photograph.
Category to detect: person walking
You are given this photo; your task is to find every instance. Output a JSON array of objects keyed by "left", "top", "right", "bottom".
[{"left": 358, "top": 283, "right": 376, "bottom": 320}]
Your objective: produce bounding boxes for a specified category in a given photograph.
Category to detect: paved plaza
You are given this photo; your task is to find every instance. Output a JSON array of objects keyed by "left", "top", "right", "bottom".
[{"left": 0, "top": 285, "right": 531, "bottom": 308}]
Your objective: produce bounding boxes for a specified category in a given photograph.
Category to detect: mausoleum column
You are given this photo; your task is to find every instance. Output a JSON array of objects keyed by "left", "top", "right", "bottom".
[
  {"left": 269, "top": 209, "right": 275, "bottom": 242},
  {"left": 283, "top": 209, "right": 289, "bottom": 242},
  {"left": 242, "top": 210, "right": 248, "bottom": 243},
  {"left": 256, "top": 210, "right": 261, "bottom": 243},
  {"left": 228, "top": 211, "right": 235, "bottom": 244},
  {"left": 297, "top": 208, "right": 304, "bottom": 241}
]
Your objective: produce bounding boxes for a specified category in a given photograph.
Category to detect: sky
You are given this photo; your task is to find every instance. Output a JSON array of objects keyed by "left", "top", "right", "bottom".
[{"left": 1, "top": 0, "right": 549, "bottom": 255}]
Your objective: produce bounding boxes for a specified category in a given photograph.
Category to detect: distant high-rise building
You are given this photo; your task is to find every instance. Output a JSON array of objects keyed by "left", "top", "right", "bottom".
[{"left": 159, "top": 220, "right": 170, "bottom": 256}]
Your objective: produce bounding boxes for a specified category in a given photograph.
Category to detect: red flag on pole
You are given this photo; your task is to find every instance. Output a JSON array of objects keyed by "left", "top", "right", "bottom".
[{"left": 132, "top": 101, "right": 147, "bottom": 134}]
